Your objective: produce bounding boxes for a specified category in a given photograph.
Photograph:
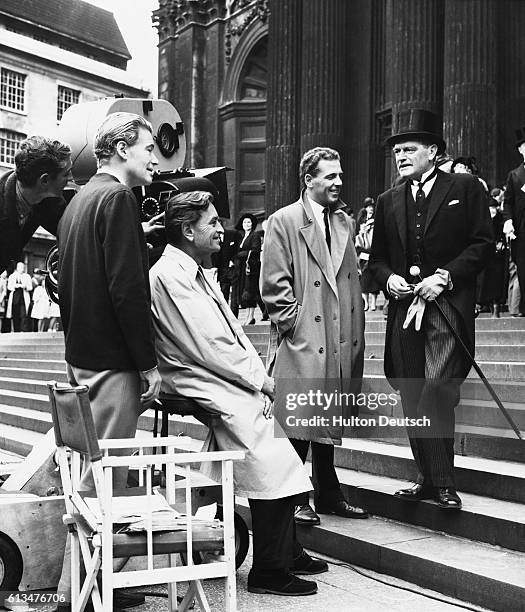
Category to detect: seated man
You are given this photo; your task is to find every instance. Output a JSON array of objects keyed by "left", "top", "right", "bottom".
[{"left": 150, "top": 190, "right": 327, "bottom": 596}]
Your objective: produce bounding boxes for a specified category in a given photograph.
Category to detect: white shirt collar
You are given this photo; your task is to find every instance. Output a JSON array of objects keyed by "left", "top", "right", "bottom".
[
  {"left": 412, "top": 165, "right": 436, "bottom": 186},
  {"left": 307, "top": 194, "right": 330, "bottom": 232}
]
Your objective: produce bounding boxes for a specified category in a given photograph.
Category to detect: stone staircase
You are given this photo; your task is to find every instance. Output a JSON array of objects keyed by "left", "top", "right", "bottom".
[{"left": 0, "top": 319, "right": 524, "bottom": 611}]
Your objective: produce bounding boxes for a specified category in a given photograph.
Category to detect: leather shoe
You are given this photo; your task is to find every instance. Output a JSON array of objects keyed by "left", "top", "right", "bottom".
[
  {"left": 294, "top": 503, "right": 320, "bottom": 525},
  {"left": 248, "top": 570, "right": 318, "bottom": 596},
  {"left": 291, "top": 550, "right": 329, "bottom": 575},
  {"left": 316, "top": 500, "right": 369, "bottom": 519},
  {"left": 435, "top": 487, "right": 462, "bottom": 509},
  {"left": 394, "top": 483, "right": 434, "bottom": 502}
]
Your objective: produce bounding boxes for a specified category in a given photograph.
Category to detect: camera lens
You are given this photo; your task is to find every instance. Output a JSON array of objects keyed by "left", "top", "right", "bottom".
[{"left": 156, "top": 123, "right": 179, "bottom": 158}]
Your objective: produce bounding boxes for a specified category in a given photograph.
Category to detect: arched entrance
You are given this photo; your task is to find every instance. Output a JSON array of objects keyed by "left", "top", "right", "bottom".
[{"left": 220, "top": 29, "right": 267, "bottom": 224}]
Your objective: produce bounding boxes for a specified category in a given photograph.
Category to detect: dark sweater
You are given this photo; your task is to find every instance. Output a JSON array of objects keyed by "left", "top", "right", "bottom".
[
  {"left": 0, "top": 170, "right": 66, "bottom": 273},
  {"left": 57, "top": 173, "right": 156, "bottom": 371}
]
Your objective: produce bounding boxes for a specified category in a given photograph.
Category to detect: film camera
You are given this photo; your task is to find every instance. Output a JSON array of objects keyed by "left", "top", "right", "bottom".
[{"left": 43, "top": 97, "right": 231, "bottom": 301}]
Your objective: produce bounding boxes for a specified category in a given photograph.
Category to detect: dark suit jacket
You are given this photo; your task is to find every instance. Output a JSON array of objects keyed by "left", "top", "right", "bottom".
[
  {"left": 502, "top": 163, "right": 525, "bottom": 230},
  {"left": 369, "top": 170, "right": 493, "bottom": 380},
  {"left": 0, "top": 170, "right": 66, "bottom": 274},
  {"left": 212, "top": 228, "right": 241, "bottom": 282},
  {"left": 57, "top": 173, "right": 156, "bottom": 372}
]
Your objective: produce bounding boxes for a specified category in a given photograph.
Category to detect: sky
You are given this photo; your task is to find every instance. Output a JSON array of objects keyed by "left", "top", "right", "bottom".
[{"left": 83, "top": 0, "right": 159, "bottom": 94}]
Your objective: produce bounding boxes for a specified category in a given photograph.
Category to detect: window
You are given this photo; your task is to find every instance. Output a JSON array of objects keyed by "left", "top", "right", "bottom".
[
  {"left": 0, "top": 129, "right": 26, "bottom": 166},
  {"left": 57, "top": 85, "right": 80, "bottom": 121},
  {"left": 1, "top": 68, "right": 26, "bottom": 112}
]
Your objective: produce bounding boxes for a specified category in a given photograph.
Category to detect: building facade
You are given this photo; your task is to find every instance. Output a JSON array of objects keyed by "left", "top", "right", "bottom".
[
  {"left": 153, "top": 0, "right": 525, "bottom": 222},
  {"left": 0, "top": 0, "right": 150, "bottom": 273}
]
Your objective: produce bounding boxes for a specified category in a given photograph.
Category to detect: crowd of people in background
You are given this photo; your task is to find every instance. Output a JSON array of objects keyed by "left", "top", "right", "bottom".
[{"left": 0, "top": 263, "right": 60, "bottom": 333}]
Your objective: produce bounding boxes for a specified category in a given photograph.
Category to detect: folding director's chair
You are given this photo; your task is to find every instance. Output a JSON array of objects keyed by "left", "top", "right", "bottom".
[{"left": 47, "top": 381, "right": 243, "bottom": 612}]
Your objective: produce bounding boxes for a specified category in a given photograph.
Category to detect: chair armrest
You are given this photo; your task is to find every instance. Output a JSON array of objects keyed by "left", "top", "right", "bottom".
[
  {"left": 101, "top": 449, "right": 245, "bottom": 469},
  {"left": 98, "top": 436, "right": 193, "bottom": 451}
]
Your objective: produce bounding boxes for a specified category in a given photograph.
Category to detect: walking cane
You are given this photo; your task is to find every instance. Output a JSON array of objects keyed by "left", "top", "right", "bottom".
[{"left": 409, "top": 265, "right": 523, "bottom": 441}]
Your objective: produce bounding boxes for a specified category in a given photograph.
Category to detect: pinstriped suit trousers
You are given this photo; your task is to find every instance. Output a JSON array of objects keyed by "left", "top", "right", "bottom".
[{"left": 390, "top": 297, "right": 465, "bottom": 488}]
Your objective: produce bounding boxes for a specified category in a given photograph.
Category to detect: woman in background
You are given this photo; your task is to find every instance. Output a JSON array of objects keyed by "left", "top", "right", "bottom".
[
  {"left": 355, "top": 198, "right": 381, "bottom": 311},
  {"left": 231, "top": 213, "right": 261, "bottom": 324},
  {"left": 477, "top": 198, "right": 508, "bottom": 317}
]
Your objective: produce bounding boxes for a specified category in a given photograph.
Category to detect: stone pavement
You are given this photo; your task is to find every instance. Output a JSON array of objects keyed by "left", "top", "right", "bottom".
[{"left": 120, "top": 545, "right": 489, "bottom": 612}]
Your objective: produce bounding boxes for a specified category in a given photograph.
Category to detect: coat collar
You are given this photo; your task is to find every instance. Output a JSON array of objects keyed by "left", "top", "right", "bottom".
[
  {"left": 297, "top": 191, "right": 349, "bottom": 296},
  {"left": 424, "top": 169, "right": 454, "bottom": 234},
  {"left": 391, "top": 181, "right": 408, "bottom": 253}
]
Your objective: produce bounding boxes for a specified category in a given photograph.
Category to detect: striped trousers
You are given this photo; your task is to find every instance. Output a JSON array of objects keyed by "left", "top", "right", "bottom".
[{"left": 390, "top": 296, "right": 466, "bottom": 487}]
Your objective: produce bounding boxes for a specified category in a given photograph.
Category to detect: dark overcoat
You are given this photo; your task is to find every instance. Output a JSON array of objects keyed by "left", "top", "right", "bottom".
[{"left": 368, "top": 170, "right": 494, "bottom": 382}]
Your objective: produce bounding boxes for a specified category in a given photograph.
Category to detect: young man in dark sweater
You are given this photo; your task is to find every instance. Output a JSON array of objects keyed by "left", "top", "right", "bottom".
[{"left": 55, "top": 112, "right": 162, "bottom": 611}]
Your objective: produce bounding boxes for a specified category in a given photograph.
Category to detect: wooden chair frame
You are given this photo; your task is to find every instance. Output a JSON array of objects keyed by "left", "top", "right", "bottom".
[{"left": 47, "top": 382, "right": 242, "bottom": 612}]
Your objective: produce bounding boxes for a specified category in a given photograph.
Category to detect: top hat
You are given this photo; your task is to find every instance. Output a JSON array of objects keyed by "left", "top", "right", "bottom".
[
  {"left": 386, "top": 109, "right": 446, "bottom": 155},
  {"left": 515, "top": 127, "right": 525, "bottom": 147}
]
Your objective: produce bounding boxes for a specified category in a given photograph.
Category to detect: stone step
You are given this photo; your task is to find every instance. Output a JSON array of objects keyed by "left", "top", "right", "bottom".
[
  {"left": 0, "top": 332, "right": 65, "bottom": 343},
  {"left": 365, "top": 329, "right": 525, "bottom": 345},
  {"left": 362, "top": 374, "right": 525, "bottom": 405},
  {"left": 0, "top": 367, "right": 68, "bottom": 382},
  {"left": 365, "top": 317, "right": 525, "bottom": 332},
  {"left": 366, "top": 343, "right": 525, "bottom": 361},
  {"left": 356, "top": 425, "right": 525, "bottom": 464},
  {"left": 357, "top": 393, "right": 525, "bottom": 431},
  {"left": 335, "top": 468, "right": 525, "bottom": 554},
  {"left": 0, "top": 404, "right": 52, "bottom": 434},
  {"left": 292, "top": 512, "right": 525, "bottom": 612},
  {"left": 0, "top": 350, "right": 64, "bottom": 359},
  {"left": 0, "top": 358, "right": 66, "bottom": 371},
  {"left": 0, "top": 377, "right": 59, "bottom": 396},
  {"left": 138, "top": 414, "right": 525, "bottom": 503},
  {"left": 364, "top": 357, "right": 525, "bottom": 380},
  {"left": 0, "top": 422, "right": 43, "bottom": 456},
  {"left": 334, "top": 438, "right": 525, "bottom": 504},
  {"left": 0, "top": 389, "right": 49, "bottom": 413}
]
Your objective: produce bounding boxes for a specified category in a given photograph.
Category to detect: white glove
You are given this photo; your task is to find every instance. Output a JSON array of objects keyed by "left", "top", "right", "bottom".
[
  {"left": 403, "top": 295, "right": 426, "bottom": 331},
  {"left": 503, "top": 219, "right": 516, "bottom": 240}
]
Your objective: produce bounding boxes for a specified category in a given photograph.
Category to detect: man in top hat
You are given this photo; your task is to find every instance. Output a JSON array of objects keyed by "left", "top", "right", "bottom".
[
  {"left": 502, "top": 127, "right": 525, "bottom": 316},
  {"left": 368, "top": 109, "right": 493, "bottom": 510}
]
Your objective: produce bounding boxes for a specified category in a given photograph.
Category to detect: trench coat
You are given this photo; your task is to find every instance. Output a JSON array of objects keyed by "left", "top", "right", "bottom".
[
  {"left": 149, "top": 244, "right": 311, "bottom": 500},
  {"left": 260, "top": 193, "right": 365, "bottom": 444}
]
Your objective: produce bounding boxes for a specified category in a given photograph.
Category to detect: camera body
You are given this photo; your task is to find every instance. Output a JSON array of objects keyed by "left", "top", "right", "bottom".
[
  {"left": 58, "top": 96, "right": 231, "bottom": 221},
  {"left": 41, "top": 97, "right": 231, "bottom": 299}
]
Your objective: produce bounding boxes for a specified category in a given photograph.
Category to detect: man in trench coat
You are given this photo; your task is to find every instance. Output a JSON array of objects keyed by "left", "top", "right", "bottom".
[
  {"left": 260, "top": 147, "right": 367, "bottom": 525},
  {"left": 368, "top": 109, "right": 493, "bottom": 509},
  {"left": 150, "top": 190, "right": 327, "bottom": 597}
]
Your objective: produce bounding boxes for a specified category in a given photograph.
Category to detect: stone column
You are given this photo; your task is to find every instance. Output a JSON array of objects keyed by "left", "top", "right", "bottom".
[
  {"left": 265, "top": 0, "right": 302, "bottom": 214},
  {"left": 443, "top": 0, "right": 497, "bottom": 180},
  {"left": 496, "top": 0, "right": 525, "bottom": 182},
  {"left": 300, "top": 0, "right": 348, "bottom": 155},
  {"left": 390, "top": 0, "right": 444, "bottom": 131}
]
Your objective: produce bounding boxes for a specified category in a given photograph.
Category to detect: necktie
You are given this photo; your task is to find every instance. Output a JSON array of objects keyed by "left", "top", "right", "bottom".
[
  {"left": 197, "top": 266, "right": 246, "bottom": 349},
  {"left": 323, "top": 207, "right": 331, "bottom": 253},
  {"left": 415, "top": 168, "right": 438, "bottom": 204}
]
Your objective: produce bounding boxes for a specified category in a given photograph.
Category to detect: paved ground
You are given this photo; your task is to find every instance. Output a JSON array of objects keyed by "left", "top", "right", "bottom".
[{"left": 119, "top": 544, "right": 489, "bottom": 612}]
